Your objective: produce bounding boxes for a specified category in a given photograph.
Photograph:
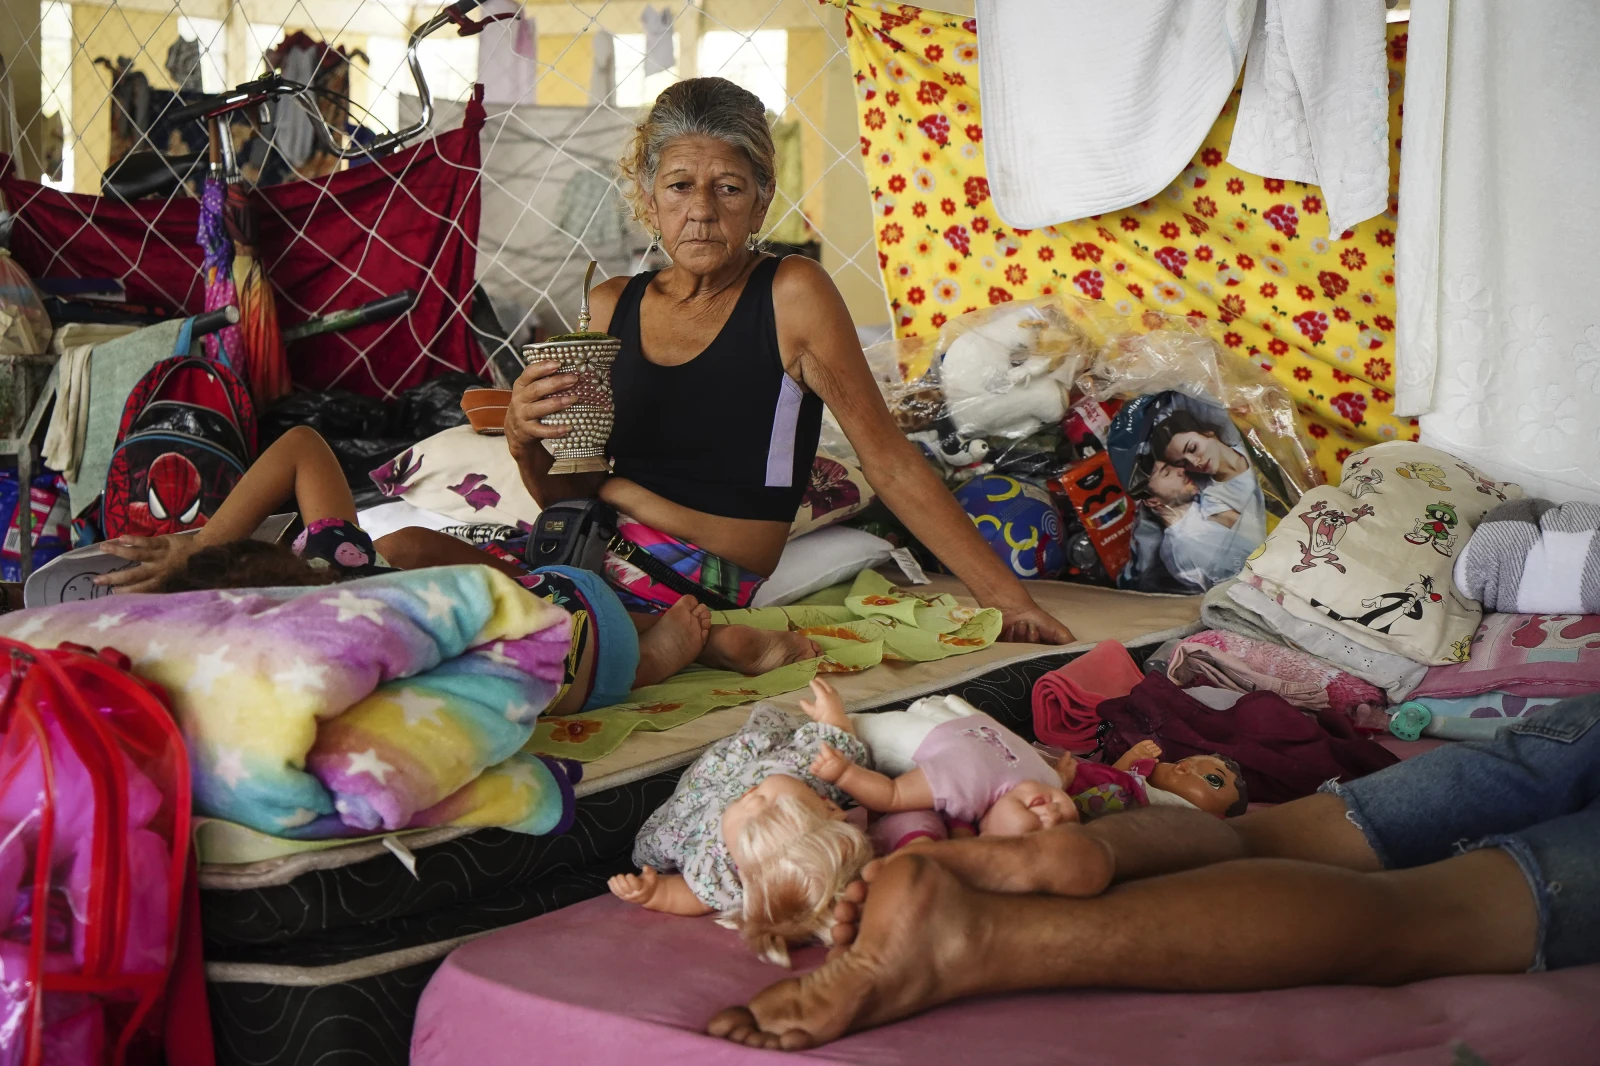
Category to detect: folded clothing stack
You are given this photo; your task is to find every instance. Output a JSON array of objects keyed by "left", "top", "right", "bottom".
[
  {"left": 1397, "top": 613, "right": 1600, "bottom": 740},
  {"left": 1148, "top": 628, "right": 1388, "bottom": 729}
]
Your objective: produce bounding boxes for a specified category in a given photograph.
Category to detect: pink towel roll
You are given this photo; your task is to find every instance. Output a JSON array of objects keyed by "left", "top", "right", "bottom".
[{"left": 1032, "top": 640, "right": 1145, "bottom": 752}]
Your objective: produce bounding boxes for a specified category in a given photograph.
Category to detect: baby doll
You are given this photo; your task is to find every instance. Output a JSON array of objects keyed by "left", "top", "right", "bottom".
[
  {"left": 808, "top": 681, "right": 1079, "bottom": 837},
  {"left": 608, "top": 699, "right": 874, "bottom": 966},
  {"left": 1061, "top": 740, "right": 1248, "bottom": 819}
]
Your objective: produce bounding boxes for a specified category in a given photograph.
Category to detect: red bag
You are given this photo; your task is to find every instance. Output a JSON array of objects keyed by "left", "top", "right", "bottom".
[{"left": 0, "top": 639, "right": 198, "bottom": 1066}]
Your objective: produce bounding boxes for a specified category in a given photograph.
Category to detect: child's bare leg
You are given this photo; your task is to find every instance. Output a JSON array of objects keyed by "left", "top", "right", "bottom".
[
  {"left": 632, "top": 598, "right": 711, "bottom": 688},
  {"left": 700, "top": 625, "right": 822, "bottom": 675}
]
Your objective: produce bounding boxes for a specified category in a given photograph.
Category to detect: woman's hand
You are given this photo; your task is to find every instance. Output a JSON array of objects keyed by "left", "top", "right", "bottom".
[
  {"left": 996, "top": 601, "right": 1076, "bottom": 645},
  {"left": 93, "top": 534, "right": 203, "bottom": 594},
  {"left": 504, "top": 359, "right": 582, "bottom": 458}
]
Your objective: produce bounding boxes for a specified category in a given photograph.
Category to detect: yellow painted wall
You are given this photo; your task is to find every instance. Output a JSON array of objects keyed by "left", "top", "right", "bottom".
[
  {"left": 787, "top": 25, "right": 827, "bottom": 234},
  {"left": 71, "top": 3, "right": 179, "bottom": 193},
  {"left": 537, "top": 33, "right": 593, "bottom": 107}
]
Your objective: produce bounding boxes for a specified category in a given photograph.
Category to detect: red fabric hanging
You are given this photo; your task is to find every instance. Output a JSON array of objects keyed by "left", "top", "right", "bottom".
[{"left": 1, "top": 93, "right": 487, "bottom": 398}]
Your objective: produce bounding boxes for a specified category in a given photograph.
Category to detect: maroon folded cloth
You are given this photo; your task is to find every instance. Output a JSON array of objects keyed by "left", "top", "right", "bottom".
[
  {"left": 1033, "top": 640, "right": 1145, "bottom": 752},
  {"left": 1097, "top": 674, "right": 1400, "bottom": 804}
]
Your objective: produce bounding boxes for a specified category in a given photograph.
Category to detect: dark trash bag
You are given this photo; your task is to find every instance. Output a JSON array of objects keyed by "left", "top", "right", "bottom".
[
  {"left": 259, "top": 388, "right": 391, "bottom": 444},
  {"left": 391, "top": 372, "right": 481, "bottom": 440}
]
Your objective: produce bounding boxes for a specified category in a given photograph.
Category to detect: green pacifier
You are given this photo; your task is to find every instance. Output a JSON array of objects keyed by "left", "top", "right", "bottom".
[{"left": 1388, "top": 701, "right": 1432, "bottom": 742}]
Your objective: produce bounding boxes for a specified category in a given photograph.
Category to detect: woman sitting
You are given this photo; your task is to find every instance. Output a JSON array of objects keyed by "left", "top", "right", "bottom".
[{"left": 503, "top": 77, "right": 1075, "bottom": 647}]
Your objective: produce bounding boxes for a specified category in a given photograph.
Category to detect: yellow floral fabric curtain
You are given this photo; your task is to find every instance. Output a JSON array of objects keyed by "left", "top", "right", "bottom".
[{"left": 828, "top": 0, "right": 1412, "bottom": 483}]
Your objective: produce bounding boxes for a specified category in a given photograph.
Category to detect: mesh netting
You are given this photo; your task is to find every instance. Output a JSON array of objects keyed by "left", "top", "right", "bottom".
[{"left": 0, "top": 0, "right": 891, "bottom": 398}]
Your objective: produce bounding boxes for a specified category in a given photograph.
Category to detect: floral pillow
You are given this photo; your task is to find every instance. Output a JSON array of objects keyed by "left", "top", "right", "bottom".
[
  {"left": 372, "top": 434, "right": 874, "bottom": 541},
  {"left": 790, "top": 455, "right": 876, "bottom": 540},
  {"left": 370, "top": 425, "right": 541, "bottom": 530}
]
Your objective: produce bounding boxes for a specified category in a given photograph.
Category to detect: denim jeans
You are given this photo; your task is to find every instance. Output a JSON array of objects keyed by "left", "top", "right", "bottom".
[{"left": 1321, "top": 694, "right": 1600, "bottom": 971}]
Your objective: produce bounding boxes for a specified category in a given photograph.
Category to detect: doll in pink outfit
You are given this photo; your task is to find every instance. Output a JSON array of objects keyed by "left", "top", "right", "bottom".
[{"left": 806, "top": 680, "right": 1078, "bottom": 837}]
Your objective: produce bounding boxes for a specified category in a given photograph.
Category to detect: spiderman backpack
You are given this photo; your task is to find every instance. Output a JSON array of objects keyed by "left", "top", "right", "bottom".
[{"left": 102, "top": 354, "right": 256, "bottom": 539}]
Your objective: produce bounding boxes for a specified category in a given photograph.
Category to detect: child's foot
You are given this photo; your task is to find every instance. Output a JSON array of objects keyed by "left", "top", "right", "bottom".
[
  {"left": 634, "top": 596, "right": 712, "bottom": 688},
  {"left": 700, "top": 624, "right": 822, "bottom": 675}
]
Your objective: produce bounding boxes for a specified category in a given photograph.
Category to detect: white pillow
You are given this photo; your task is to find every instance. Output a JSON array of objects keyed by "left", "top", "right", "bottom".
[{"left": 752, "top": 526, "right": 895, "bottom": 608}]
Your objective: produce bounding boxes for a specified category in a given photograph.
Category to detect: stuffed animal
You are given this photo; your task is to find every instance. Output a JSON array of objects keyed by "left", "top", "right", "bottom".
[{"left": 936, "top": 304, "right": 1088, "bottom": 441}]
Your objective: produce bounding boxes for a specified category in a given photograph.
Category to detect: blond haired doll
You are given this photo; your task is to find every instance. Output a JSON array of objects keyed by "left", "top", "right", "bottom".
[{"left": 608, "top": 692, "right": 874, "bottom": 966}]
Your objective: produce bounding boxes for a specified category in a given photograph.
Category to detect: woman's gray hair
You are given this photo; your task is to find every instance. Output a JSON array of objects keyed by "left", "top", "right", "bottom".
[{"left": 618, "top": 77, "right": 777, "bottom": 227}]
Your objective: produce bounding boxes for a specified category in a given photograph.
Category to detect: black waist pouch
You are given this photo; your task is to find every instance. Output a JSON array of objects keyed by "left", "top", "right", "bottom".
[
  {"left": 526, "top": 499, "right": 617, "bottom": 573},
  {"left": 525, "top": 498, "right": 741, "bottom": 611}
]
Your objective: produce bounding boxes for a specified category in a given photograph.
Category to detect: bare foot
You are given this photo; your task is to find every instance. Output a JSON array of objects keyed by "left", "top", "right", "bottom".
[
  {"left": 889, "top": 826, "right": 1114, "bottom": 898},
  {"left": 633, "top": 596, "right": 712, "bottom": 688},
  {"left": 699, "top": 624, "right": 821, "bottom": 675},
  {"left": 706, "top": 855, "right": 991, "bottom": 1050}
]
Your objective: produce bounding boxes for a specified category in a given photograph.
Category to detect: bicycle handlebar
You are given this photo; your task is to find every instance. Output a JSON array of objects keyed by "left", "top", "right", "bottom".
[
  {"left": 165, "top": 74, "right": 306, "bottom": 126},
  {"left": 318, "top": 0, "right": 485, "bottom": 160}
]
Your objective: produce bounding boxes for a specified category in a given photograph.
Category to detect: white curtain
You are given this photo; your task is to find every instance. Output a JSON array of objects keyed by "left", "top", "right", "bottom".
[{"left": 1394, "top": 0, "right": 1600, "bottom": 503}]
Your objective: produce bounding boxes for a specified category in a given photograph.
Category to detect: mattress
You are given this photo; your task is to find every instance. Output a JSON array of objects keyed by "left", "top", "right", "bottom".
[
  {"left": 412, "top": 894, "right": 1600, "bottom": 1066},
  {"left": 199, "top": 579, "right": 1201, "bottom": 1064}
]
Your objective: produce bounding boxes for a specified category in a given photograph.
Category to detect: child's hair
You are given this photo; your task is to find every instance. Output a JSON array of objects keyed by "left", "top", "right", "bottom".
[
  {"left": 728, "top": 793, "right": 874, "bottom": 968},
  {"left": 159, "top": 540, "right": 341, "bottom": 593},
  {"left": 1215, "top": 753, "right": 1249, "bottom": 817}
]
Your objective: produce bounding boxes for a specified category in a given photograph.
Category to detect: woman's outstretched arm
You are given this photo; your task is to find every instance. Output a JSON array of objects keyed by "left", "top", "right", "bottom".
[{"left": 773, "top": 258, "right": 1075, "bottom": 645}]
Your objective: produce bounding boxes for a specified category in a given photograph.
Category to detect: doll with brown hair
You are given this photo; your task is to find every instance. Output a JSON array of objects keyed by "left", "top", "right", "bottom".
[
  {"left": 609, "top": 697, "right": 874, "bottom": 967},
  {"left": 1058, "top": 740, "right": 1247, "bottom": 820}
]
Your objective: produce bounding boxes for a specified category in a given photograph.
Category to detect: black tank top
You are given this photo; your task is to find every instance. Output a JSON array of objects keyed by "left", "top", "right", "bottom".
[{"left": 607, "top": 256, "right": 824, "bottom": 523}]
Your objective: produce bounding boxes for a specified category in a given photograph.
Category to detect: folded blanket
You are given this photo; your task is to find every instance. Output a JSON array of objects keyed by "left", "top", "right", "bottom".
[
  {"left": 1228, "top": 580, "right": 1428, "bottom": 702},
  {"left": 1166, "top": 629, "right": 1388, "bottom": 719},
  {"left": 1032, "top": 640, "right": 1144, "bottom": 752},
  {"left": 1098, "top": 674, "right": 1399, "bottom": 804},
  {"left": 1168, "top": 643, "right": 1330, "bottom": 709},
  {"left": 1201, "top": 578, "right": 1289, "bottom": 647},
  {"left": 1454, "top": 499, "right": 1600, "bottom": 614},
  {"left": 1243, "top": 443, "right": 1522, "bottom": 666},
  {"left": 525, "top": 570, "right": 1004, "bottom": 762},
  {"left": 1412, "top": 612, "right": 1600, "bottom": 701},
  {"left": 0, "top": 566, "right": 575, "bottom": 838}
]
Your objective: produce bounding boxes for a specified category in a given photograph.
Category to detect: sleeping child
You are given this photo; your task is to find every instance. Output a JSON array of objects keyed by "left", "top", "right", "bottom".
[
  {"left": 807, "top": 678, "right": 1248, "bottom": 826},
  {"left": 608, "top": 699, "right": 874, "bottom": 967},
  {"left": 92, "top": 425, "right": 817, "bottom": 715}
]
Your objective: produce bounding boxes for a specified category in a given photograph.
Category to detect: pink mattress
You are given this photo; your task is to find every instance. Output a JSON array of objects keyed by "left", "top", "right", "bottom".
[{"left": 413, "top": 893, "right": 1600, "bottom": 1066}]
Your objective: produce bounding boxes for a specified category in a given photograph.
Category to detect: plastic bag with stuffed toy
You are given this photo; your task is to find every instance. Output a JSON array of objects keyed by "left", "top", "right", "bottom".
[
  {"left": 866, "top": 298, "right": 1094, "bottom": 483},
  {"left": 0, "top": 249, "right": 52, "bottom": 356},
  {"left": 857, "top": 294, "right": 1321, "bottom": 593}
]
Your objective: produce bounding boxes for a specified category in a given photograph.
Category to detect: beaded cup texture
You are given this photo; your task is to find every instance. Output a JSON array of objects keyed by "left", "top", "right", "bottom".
[{"left": 521, "top": 261, "right": 621, "bottom": 474}]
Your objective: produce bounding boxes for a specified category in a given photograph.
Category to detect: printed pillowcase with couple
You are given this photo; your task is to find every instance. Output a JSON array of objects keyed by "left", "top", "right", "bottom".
[
  {"left": 1108, "top": 391, "right": 1288, "bottom": 595},
  {"left": 1242, "top": 442, "right": 1523, "bottom": 665}
]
